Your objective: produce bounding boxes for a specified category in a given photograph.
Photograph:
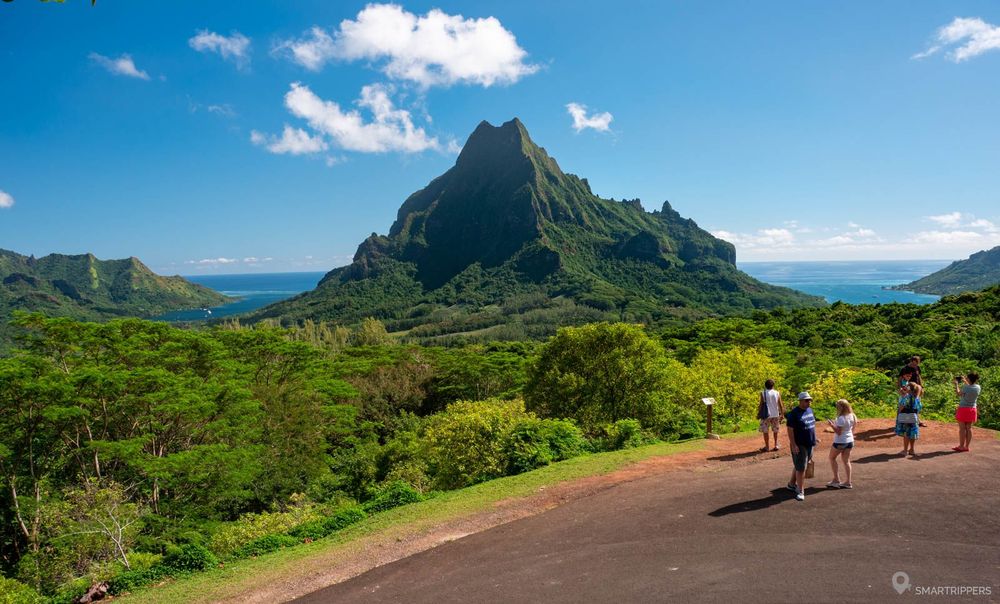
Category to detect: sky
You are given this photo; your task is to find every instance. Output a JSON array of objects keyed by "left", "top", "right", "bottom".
[{"left": 1, "top": 1, "right": 999, "bottom": 274}]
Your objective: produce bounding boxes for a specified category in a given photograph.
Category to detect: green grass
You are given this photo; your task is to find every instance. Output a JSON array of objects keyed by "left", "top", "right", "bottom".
[{"left": 119, "top": 439, "right": 705, "bottom": 604}]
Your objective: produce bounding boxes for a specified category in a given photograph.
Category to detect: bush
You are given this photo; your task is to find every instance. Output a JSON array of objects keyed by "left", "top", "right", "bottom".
[
  {"left": 504, "top": 418, "right": 589, "bottom": 474},
  {"left": 208, "top": 501, "right": 321, "bottom": 557},
  {"left": 362, "top": 481, "right": 425, "bottom": 513},
  {"left": 597, "top": 419, "right": 656, "bottom": 451},
  {"left": 107, "top": 565, "right": 171, "bottom": 596},
  {"left": 0, "top": 576, "right": 45, "bottom": 604},
  {"left": 653, "top": 404, "right": 704, "bottom": 441},
  {"left": 233, "top": 534, "right": 300, "bottom": 559},
  {"left": 287, "top": 506, "right": 368, "bottom": 541},
  {"left": 163, "top": 543, "right": 218, "bottom": 572},
  {"left": 423, "top": 399, "right": 532, "bottom": 489}
]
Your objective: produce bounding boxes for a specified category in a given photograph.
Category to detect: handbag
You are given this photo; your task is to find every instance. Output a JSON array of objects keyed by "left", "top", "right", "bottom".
[
  {"left": 805, "top": 458, "right": 815, "bottom": 479},
  {"left": 897, "top": 412, "right": 918, "bottom": 424},
  {"left": 756, "top": 393, "right": 768, "bottom": 420}
]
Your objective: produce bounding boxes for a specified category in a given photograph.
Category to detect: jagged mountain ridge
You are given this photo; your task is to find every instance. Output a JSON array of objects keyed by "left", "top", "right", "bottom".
[
  {"left": 251, "top": 118, "right": 823, "bottom": 338},
  {"left": 896, "top": 245, "right": 1000, "bottom": 296},
  {"left": 0, "top": 249, "right": 229, "bottom": 328}
]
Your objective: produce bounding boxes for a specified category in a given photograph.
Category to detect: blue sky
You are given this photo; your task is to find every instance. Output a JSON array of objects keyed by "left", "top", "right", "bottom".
[{"left": 1, "top": 1, "right": 999, "bottom": 274}]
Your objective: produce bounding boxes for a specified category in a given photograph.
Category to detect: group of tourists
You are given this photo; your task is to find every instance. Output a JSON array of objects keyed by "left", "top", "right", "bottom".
[{"left": 755, "top": 355, "right": 982, "bottom": 502}]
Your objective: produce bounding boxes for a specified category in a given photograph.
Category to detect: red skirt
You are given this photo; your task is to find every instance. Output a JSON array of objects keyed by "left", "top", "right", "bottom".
[{"left": 955, "top": 407, "right": 978, "bottom": 423}]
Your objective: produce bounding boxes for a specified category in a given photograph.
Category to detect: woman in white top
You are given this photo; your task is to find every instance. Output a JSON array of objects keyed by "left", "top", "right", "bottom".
[{"left": 826, "top": 399, "right": 857, "bottom": 489}]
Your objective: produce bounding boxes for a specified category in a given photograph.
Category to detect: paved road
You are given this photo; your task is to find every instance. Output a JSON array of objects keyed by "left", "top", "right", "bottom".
[{"left": 296, "top": 438, "right": 1000, "bottom": 603}]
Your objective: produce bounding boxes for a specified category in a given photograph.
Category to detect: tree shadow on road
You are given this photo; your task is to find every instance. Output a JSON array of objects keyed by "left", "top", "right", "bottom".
[
  {"left": 707, "top": 450, "right": 780, "bottom": 462},
  {"left": 855, "top": 427, "right": 896, "bottom": 442},
  {"left": 854, "top": 450, "right": 956, "bottom": 465},
  {"left": 708, "top": 487, "right": 833, "bottom": 517}
]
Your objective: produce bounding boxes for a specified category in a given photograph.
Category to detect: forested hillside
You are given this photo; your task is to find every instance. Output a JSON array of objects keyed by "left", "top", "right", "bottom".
[
  {"left": 0, "top": 249, "right": 228, "bottom": 345},
  {"left": 896, "top": 245, "right": 1000, "bottom": 295},
  {"left": 249, "top": 119, "right": 822, "bottom": 337},
  {"left": 2, "top": 286, "right": 996, "bottom": 602}
]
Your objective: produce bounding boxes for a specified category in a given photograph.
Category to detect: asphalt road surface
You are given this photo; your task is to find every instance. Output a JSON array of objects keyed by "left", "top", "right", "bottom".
[{"left": 295, "top": 434, "right": 1000, "bottom": 604}]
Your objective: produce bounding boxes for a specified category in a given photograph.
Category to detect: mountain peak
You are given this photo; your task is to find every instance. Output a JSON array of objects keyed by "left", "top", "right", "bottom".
[{"left": 457, "top": 117, "right": 534, "bottom": 168}]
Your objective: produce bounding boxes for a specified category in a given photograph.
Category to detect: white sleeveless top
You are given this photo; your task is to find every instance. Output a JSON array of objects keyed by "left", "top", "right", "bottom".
[{"left": 763, "top": 389, "right": 780, "bottom": 418}]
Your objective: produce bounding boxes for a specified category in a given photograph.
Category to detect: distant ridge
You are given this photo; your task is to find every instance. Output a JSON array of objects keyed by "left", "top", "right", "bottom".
[
  {"left": 0, "top": 249, "right": 229, "bottom": 341},
  {"left": 249, "top": 118, "right": 823, "bottom": 339},
  {"left": 896, "top": 245, "right": 1000, "bottom": 296}
]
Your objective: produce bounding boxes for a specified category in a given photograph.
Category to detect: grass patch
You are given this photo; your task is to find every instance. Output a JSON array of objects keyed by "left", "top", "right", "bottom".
[{"left": 118, "top": 439, "right": 704, "bottom": 604}]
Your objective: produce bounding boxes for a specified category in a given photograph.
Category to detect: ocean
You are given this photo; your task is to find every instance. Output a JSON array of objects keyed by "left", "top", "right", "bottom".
[
  {"left": 155, "top": 260, "right": 952, "bottom": 322},
  {"left": 155, "top": 272, "right": 326, "bottom": 322},
  {"left": 738, "top": 260, "right": 951, "bottom": 305}
]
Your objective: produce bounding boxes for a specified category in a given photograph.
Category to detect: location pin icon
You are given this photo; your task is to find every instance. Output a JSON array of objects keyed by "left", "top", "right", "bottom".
[{"left": 892, "top": 571, "right": 911, "bottom": 594}]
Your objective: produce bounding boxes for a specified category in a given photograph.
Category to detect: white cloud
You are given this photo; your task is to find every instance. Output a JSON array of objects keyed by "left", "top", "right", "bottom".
[
  {"left": 566, "top": 102, "right": 613, "bottom": 133},
  {"left": 913, "top": 17, "right": 1000, "bottom": 62},
  {"left": 186, "top": 257, "right": 239, "bottom": 265},
  {"left": 189, "top": 30, "right": 251, "bottom": 69},
  {"left": 273, "top": 26, "right": 336, "bottom": 72},
  {"left": 274, "top": 4, "right": 538, "bottom": 87},
  {"left": 925, "top": 212, "right": 998, "bottom": 232},
  {"left": 282, "top": 82, "right": 440, "bottom": 153},
  {"left": 88, "top": 52, "right": 150, "bottom": 80},
  {"left": 927, "top": 211, "right": 964, "bottom": 227},
  {"left": 713, "top": 227, "right": 796, "bottom": 248},
  {"left": 716, "top": 218, "right": 1000, "bottom": 261},
  {"left": 251, "top": 125, "right": 329, "bottom": 155},
  {"left": 0, "top": 190, "right": 14, "bottom": 209},
  {"left": 207, "top": 104, "right": 237, "bottom": 118}
]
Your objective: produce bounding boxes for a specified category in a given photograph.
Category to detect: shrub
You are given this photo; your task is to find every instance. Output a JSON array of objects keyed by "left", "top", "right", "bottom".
[
  {"left": 653, "top": 404, "right": 705, "bottom": 441},
  {"left": 807, "top": 368, "right": 895, "bottom": 419},
  {"left": 423, "top": 399, "right": 532, "bottom": 489},
  {"left": 106, "top": 565, "right": 171, "bottom": 595},
  {"left": 287, "top": 506, "right": 368, "bottom": 541},
  {"left": 525, "top": 323, "right": 676, "bottom": 431},
  {"left": 233, "top": 534, "right": 300, "bottom": 559},
  {"left": 597, "top": 419, "right": 656, "bottom": 451},
  {"left": 362, "top": 481, "right": 425, "bottom": 513},
  {"left": 163, "top": 543, "right": 218, "bottom": 572},
  {"left": 208, "top": 501, "right": 321, "bottom": 557},
  {"left": 504, "top": 418, "right": 589, "bottom": 474},
  {"left": 0, "top": 576, "right": 45, "bottom": 604}
]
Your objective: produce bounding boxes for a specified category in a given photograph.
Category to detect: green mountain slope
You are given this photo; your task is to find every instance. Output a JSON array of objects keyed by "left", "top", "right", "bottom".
[
  {"left": 250, "top": 118, "right": 823, "bottom": 337},
  {"left": 0, "top": 249, "right": 229, "bottom": 335},
  {"left": 896, "top": 246, "right": 1000, "bottom": 295}
]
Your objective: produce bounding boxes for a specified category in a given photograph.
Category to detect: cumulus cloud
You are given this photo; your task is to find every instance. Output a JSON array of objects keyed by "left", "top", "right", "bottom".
[
  {"left": 713, "top": 228, "right": 797, "bottom": 248},
  {"left": 566, "top": 102, "right": 613, "bottom": 133},
  {"left": 925, "top": 211, "right": 997, "bottom": 232},
  {"left": 913, "top": 17, "right": 1000, "bottom": 62},
  {"left": 282, "top": 82, "right": 440, "bottom": 153},
  {"left": 714, "top": 217, "right": 1000, "bottom": 260},
  {"left": 185, "top": 257, "right": 239, "bottom": 265},
  {"left": 927, "top": 211, "right": 964, "bottom": 227},
  {"left": 189, "top": 30, "right": 251, "bottom": 69},
  {"left": 274, "top": 4, "right": 538, "bottom": 87},
  {"left": 88, "top": 52, "right": 150, "bottom": 80},
  {"left": 251, "top": 125, "right": 329, "bottom": 155},
  {"left": 0, "top": 190, "right": 14, "bottom": 209}
]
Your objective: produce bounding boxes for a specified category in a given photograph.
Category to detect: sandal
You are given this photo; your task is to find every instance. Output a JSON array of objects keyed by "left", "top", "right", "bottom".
[
  {"left": 826, "top": 481, "right": 841, "bottom": 488},
  {"left": 839, "top": 483, "right": 853, "bottom": 489}
]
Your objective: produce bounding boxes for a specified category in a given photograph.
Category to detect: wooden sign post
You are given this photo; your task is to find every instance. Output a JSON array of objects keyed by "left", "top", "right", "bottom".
[{"left": 702, "top": 398, "right": 720, "bottom": 440}]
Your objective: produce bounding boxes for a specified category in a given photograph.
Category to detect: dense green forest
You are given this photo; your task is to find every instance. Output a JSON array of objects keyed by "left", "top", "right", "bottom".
[{"left": 1, "top": 286, "right": 997, "bottom": 602}]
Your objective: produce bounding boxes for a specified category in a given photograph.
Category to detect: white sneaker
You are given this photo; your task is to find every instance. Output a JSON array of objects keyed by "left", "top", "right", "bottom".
[{"left": 795, "top": 491, "right": 805, "bottom": 501}]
